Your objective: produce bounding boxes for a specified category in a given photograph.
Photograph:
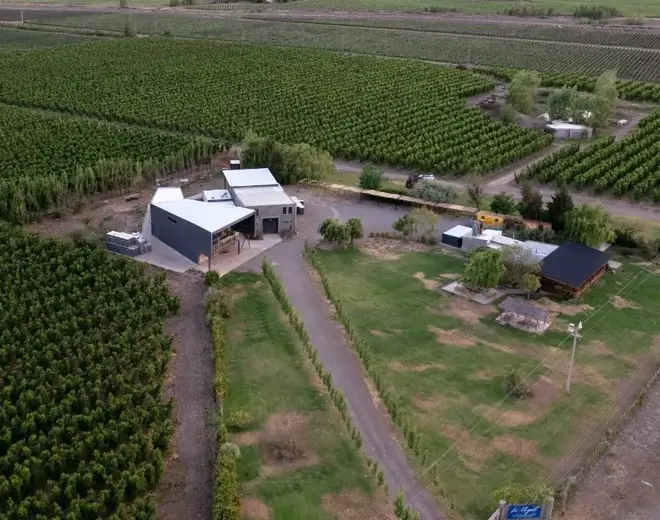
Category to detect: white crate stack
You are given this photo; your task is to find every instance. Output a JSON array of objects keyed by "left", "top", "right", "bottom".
[{"left": 106, "top": 231, "right": 152, "bottom": 257}]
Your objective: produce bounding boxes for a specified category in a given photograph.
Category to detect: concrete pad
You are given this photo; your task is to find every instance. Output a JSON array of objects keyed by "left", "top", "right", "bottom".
[
  {"left": 204, "top": 235, "right": 282, "bottom": 276},
  {"left": 496, "top": 313, "right": 551, "bottom": 335},
  {"left": 135, "top": 236, "right": 198, "bottom": 273},
  {"left": 442, "top": 281, "right": 504, "bottom": 305}
]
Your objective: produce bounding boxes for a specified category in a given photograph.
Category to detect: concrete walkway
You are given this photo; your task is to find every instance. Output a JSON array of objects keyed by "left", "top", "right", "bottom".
[{"left": 241, "top": 197, "right": 445, "bottom": 520}]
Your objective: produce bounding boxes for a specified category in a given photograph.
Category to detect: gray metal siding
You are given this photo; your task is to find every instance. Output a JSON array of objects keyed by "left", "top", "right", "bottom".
[
  {"left": 151, "top": 204, "right": 211, "bottom": 263},
  {"left": 251, "top": 204, "right": 296, "bottom": 234}
]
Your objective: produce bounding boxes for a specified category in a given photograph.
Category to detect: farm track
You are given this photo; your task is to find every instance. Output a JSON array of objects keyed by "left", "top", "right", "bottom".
[
  {"left": 333, "top": 157, "right": 660, "bottom": 221},
  {"left": 239, "top": 199, "right": 446, "bottom": 520}
]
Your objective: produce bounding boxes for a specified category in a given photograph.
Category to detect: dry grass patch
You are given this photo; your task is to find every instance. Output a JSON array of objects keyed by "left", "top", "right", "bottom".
[
  {"left": 389, "top": 361, "right": 447, "bottom": 372},
  {"left": 261, "top": 412, "right": 320, "bottom": 477},
  {"left": 413, "top": 393, "right": 457, "bottom": 412},
  {"left": 241, "top": 497, "right": 271, "bottom": 520},
  {"left": 475, "top": 376, "right": 558, "bottom": 427},
  {"left": 585, "top": 340, "right": 614, "bottom": 357},
  {"left": 442, "top": 424, "right": 493, "bottom": 471},
  {"left": 428, "top": 326, "right": 475, "bottom": 347},
  {"left": 361, "top": 238, "right": 428, "bottom": 261},
  {"left": 544, "top": 347, "right": 609, "bottom": 389},
  {"left": 449, "top": 298, "right": 494, "bottom": 326},
  {"left": 611, "top": 296, "right": 641, "bottom": 309},
  {"left": 323, "top": 488, "right": 397, "bottom": 520},
  {"left": 492, "top": 435, "right": 546, "bottom": 464},
  {"left": 413, "top": 271, "right": 441, "bottom": 291},
  {"left": 370, "top": 329, "right": 387, "bottom": 337},
  {"left": 538, "top": 298, "right": 593, "bottom": 316}
]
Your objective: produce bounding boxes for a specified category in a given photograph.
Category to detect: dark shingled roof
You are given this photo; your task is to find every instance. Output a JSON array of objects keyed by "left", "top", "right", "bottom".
[{"left": 541, "top": 242, "right": 609, "bottom": 289}]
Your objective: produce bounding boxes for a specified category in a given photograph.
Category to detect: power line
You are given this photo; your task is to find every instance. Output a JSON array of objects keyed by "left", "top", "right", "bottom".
[{"left": 409, "top": 255, "right": 660, "bottom": 503}]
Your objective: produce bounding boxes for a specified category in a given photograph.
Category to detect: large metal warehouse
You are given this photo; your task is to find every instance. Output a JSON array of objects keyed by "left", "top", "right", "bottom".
[
  {"left": 149, "top": 187, "right": 255, "bottom": 268},
  {"left": 222, "top": 168, "right": 296, "bottom": 235}
]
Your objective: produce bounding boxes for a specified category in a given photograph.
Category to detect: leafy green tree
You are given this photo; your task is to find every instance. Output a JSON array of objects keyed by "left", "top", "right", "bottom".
[
  {"left": 467, "top": 182, "right": 484, "bottom": 209},
  {"left": 489, "top": 192, "right": 518, "bottom": 215},
  {"left": 410, "top": 180, "right": 457, "bottom": 204},
  {"left": 564, "top": 203, "right": 615, "bottom": 248},
  {"left": 546, "top": 182, "right": 574, "bottom": 232},
  {"left": 318, "top": 218, "right": 349, "bottom": 247},
  {"left": 517, "top": 182, "right": 544, "bottom": 220},
  {"left": 593, "top": 70, "right": 619, "bottom": 126},
  {"left": 548, "top": 86, "right": 578, "bottom": 121},
  {"left": 501, "top": 244, "right": 540, "bottom": 289},
  {"left": 508, "top": 70, "right": 541, "bottom": 115},
  {"left": 393, "top": 214, "right": 414, "bottom": 240},
  {"left": 408, "top": 207, "right": 438, "bottom": 241},
  {"left": 464, "top": 248, "right": 506, "bottom": 290},
  {"left": 345, "top": 218, "right": 364, "bottom": 245},
  {"left": 359, "top": 165, "right": 384, "bottom": 190},
  {"left": 520, "top": 272, "right": 541, "bottom": 299}
]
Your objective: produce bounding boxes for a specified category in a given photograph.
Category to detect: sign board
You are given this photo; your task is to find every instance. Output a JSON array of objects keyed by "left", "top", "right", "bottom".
[{"left": 507, "top": 504, "right": 542, "bottom": 519}]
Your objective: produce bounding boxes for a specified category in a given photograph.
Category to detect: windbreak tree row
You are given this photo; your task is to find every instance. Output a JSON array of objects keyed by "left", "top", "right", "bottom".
[
  {"left": 0, "top": 39, "right": 550, "bottom": 176},
  {"left": 475, "top": 66, "right": 660, "bottom": 103},
  {"left": 0, "top": 104, "right": 218, "bottom": 223},
  {"left": 0, "top": 225, "right": 179, "bottom": 518},
  {"left": 522, "top": 110, "right": 660, "bottom": 201}
]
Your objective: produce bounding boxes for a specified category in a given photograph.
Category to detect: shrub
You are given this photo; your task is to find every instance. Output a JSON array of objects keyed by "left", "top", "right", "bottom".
[
  {"left": 409, "top": 180, "right": 457, "bottom": 203},
  {"left": 205, "top": 287, "right": 231, "bottom": 321},
  {"left": 504, "top": 371, "right": 532, "bottom": 399},
  {"left": 226, "top": 410, "right": 253, "bottom": 431},
  {"left": 359, "top": 165, "right": 383, "bottom": 190},
  {"left": 205, "top": 270, "right": 221, "bottom": 286}
]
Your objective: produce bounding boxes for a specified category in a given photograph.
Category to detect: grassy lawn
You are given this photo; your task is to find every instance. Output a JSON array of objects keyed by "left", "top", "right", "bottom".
[
  {"left": 221, "top": 272, "right": 386, "bottom": 520},
  {"left": 312, "top": 245, "right": 660, "bottom": 518}
]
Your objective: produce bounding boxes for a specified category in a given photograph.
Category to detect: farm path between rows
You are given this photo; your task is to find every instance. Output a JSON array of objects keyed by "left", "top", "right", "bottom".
[
  {"left": 239, "top": 195, "right": 446, "bottom": 520},
  {"left": 333, "top": 158, "right": 660, "bottom": 222},
  {"left": 563, "top": 380, "right": 660, "bottom": 520}
]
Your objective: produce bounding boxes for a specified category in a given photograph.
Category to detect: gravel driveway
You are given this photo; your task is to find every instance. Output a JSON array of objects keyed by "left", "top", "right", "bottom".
[{"left": 240, "top": 191, "right": 449, "bottom": 520}]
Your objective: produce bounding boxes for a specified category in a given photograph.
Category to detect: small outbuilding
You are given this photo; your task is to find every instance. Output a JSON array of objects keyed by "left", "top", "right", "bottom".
[
  {"left": 540, "top": 242, "right": 609, "bottom": 298},
  {"left": 496, "top": 296, "right": 551, "bottom": 334},
  {"left": 441, "top": 225, "right": 472, "bottom": 248}
]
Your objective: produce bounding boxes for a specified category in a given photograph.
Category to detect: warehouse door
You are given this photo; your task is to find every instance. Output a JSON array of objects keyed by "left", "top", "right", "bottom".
[{"left": 262, "top": 218, "right": 279, "bottom": 234}]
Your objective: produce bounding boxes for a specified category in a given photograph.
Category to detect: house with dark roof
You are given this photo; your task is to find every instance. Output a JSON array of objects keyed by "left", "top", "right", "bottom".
[{"left": 540, "top": 242, "right": 610, "bottom": 298}]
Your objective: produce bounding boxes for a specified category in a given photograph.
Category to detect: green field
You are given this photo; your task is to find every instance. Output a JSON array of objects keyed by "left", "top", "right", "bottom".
[
  {"left": 244, "top": 14, "right": 660, "bottom": 49},
  {"left": 523, "top": 110, "right": 660, "bottom": 201},
  {"left": 187, "top": 0, "right": 660, "bottom": 16},
  {"left": 0, "top": 25, "right": 97, "bottom": 48},
  {"left": 0, "top": 38, "right": 552, "bottom": 175},
  {"left": 311, "top": 246, "right": 660, "bottom": 518},
  {"left": 0, "top": 103, "right": 215, "bottom": 222},
  {"left": 219, "top": 273, "right": 386, "bottom": 519},
  {"left": 28, "top": 14, "right": 660, "bottom": 82}
]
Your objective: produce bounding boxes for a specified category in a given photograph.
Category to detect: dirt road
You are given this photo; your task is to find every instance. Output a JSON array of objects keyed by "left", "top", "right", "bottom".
[
  {"left": 240, "top": 195, "right": 445, "bottom": 520},
  {"left": 333, "top": 159, "right": 660, "bottom": 222},
  {"left": 563, "top": 380, "right": 660, "bottom": 520}
]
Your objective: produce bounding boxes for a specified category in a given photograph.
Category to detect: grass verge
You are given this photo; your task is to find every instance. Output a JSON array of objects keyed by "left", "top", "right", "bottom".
[
  {"left": 306, "top": 243, "right": 660, "bottom": 518},
  {"left": 209, "top": 270, "right": 394, "bottom": 519}
]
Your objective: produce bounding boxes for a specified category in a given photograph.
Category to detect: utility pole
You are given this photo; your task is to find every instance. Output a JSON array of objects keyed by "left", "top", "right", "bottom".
[{"left": 565, "top": 321, "right": 582, "bottom": 394}]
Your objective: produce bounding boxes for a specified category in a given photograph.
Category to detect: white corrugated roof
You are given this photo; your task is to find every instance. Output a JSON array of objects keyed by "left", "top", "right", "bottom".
[
  {"left": 203, "top": 189, "right": 232, "bottom": 202},
  {"left": 153, "top": 199, "right": 254, "bottom": 233},
  {"left": 548, "top": 121, "right": 589, "bottom": 131},
  {"left": 523, "top": 240, "right": 559, "bottom": 259},
  {"left": 443, "top": 225, "right": 472, "bottom": 238},
  {"left": 233, "top": 186, "right": 293, "bottom": 207},
  {"left": 151, "top": 187, "right": 184, "bottom": 204},
  {"left": 223, "top": 168, "right": 278, "bottom": 188}
]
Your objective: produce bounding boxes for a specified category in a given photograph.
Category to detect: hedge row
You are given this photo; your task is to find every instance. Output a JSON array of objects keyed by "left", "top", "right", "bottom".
[
  {"left": 303, "top": 244, "right": 441, "bottom": 517},
  {"left": 261, "top": 258, "right": 420, "bottom": 519},
  {"left": 205, "top": 280, "right": 240, "bottom": 520}
]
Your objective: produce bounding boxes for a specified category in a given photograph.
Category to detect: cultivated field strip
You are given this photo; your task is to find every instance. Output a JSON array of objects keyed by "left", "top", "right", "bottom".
[
  {"left": 25, "top": 14, "right": 660, "bottom": 82},
  {"left": 0, "top": 25, "right": 96, "bottom": 48},
  {"left": 0, "top": 38, "right": 551, "bottom": 175},
  {"left": 524, "top": 110, "right": 660, "bottom": 200},
  {"left": 0, "top": 103, "right": 216, "bottom": 222},
  {"left": 244, "top": 14, "right": 660, "bottom": 50}
]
